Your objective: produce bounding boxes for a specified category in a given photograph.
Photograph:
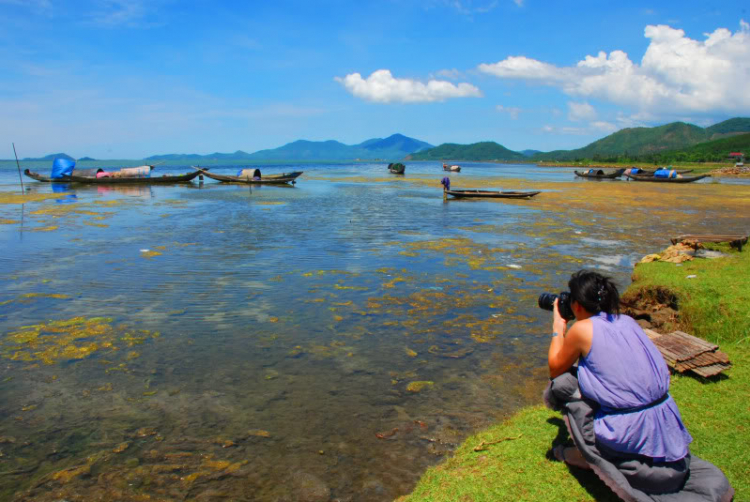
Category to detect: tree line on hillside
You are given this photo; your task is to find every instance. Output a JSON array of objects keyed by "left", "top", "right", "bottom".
[{"left": 553, "top": 133, "right": 750, "bottom": 165}]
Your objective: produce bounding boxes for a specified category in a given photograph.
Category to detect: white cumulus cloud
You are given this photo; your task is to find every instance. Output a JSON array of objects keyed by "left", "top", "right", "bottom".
[
  {"left": 567, "top": 101, "right": 597, "bottom": 122},
  {"left": 478, "top": 21, "right": 750, "bottom": 117},
  {"left": 335, "top": 69, "right": 482, "bottom": 104}
]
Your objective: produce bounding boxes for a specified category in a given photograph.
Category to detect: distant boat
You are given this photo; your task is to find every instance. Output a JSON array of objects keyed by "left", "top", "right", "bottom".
[
  {"left": 446, "top": 189, "right": 540, "bottom": 199},
  {"left": 388, "top": 162, "right": 405, "bottom": 174},
  {"left": 195, "top": 167, "right": 302, "bottom": 185},
  {"left": 443, "top": 163, "right": 461, "bottom": 172},
  {"left": 574, "top": 168, "right": 626, "bottom": 179}
]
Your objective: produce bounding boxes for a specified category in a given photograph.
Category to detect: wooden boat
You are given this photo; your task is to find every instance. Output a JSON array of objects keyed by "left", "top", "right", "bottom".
[
  {"left": 574, "top": 168, "right": 626, "bottom": 179},
  {"left": 625, "top": 174, "right": 710, "bottom": 183},
  {"left": 24, "top": 169, "right": 200, "bottom": 184},
  {"left": 443, "top": 163, "right": 461, "bottom": 172},
  {"left": 388, "top": 162, "right": 405, "bottom": 174},
  {"left": 195, "top": 167, "right": 302, "bottom": 185},
  {"left": 446, "top": 189, "right": 540, "bottom": 199}
]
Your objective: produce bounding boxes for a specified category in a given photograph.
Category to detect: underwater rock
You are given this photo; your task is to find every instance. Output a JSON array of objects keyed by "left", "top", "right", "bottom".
[
  {"left": 291, "top": 471, "right": 331, "bottom": 502},
  {"left": 361, "top": 478, "right": 393, "bottom": 499}
]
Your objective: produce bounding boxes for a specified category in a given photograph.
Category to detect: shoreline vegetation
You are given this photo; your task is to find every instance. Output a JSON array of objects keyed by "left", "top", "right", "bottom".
[{"left": 398, "top": 242, "right": 748, "bottom": 502}]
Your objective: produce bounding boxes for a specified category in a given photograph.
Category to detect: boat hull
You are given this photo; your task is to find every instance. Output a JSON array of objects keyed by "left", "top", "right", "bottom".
[
  {"left": 446, "top": 190, "right": 540, "bottom": 199},
  {"left": 625, "top": 174, "right": 709, "bottom": 183},
  {"left": 24, "top": 169, "right": 200, "bottom": 184},
  {"left": 197, "top": 169, "right": 303, "bottom": 185},
  {"left": 574, "top": 168, "right": 625, "bottom": 179}
]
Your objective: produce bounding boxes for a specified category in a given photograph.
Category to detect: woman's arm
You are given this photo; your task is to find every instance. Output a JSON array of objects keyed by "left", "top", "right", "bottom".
[{"left": 548, "top": 300, "right": 590, "bottom": 378}]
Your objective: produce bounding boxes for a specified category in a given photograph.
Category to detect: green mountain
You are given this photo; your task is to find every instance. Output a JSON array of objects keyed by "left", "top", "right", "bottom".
[
  {"left": 638, "top": 132, "right": 750, "bottom": 163},
  {"left": 705, "top": 117, "right": 750, "bottom": 138},
  {"left": 533, "top": 117, "right": 750, "bottom": 161},
  {"left": 146, "top": 134, "right": 432, "bottom": 162},
  {"left": 408, "top": 141, "right": 526, "bottom": 161}
]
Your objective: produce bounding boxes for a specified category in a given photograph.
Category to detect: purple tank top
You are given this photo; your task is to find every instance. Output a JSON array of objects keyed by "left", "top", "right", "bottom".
[{"left": 578, "top": 312, "right": 692, "bottom": 462}]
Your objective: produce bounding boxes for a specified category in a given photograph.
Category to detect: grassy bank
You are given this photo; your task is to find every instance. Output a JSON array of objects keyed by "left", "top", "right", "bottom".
[{"left": 398, "top": 244, "right": 749, "bottom": 501}]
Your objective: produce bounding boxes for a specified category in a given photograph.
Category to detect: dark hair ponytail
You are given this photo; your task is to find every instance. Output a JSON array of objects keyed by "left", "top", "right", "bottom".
[{"left": 568, "top": 270, "right": 620, "bottom": 315}]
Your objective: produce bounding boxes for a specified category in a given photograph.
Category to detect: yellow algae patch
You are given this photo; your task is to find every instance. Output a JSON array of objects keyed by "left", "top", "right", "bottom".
[
  {"left": 248, "top": 429, "right": 272, "bottom": 438},
  {"left": 333, "top": 284, "right": 368, "bottom": 291},
  {"left": 405, "top": 347, "right": 418, "bottom": 358},
  {"left": 17, "top": 293, "right": 70, "bottom": 301},
  {"left": 154, "top": 245, "right": 167, "bottom": 251},
  {"left": 0, "top": 192, "right": 67, "bottom": 205},
  {"left": 140, "top": 250, "right": 162, "bottom": 258},
  {"left": 302, "top": 272, "right": 314, "bottom": 277},
  {"left": 112, "top": 442, "right": 130, "bottom": 453},
  {"left": 0, "top": 218, "right": 19, "bottom": 224},
  {"left": 332, "top": 301, "right": 353, "bottom": 306},
  {"left": 52, "top": 464, "right": 91, "bottom": 483},
  {"left": 94, "top": 199, "right": 126, "bottom": 207},
  {"left": 333, "top": 315, "right": 344, "bottom": 322},
  {"left": 255, "top": 201, "right": 286, "bottom": 205},
  {"left": 406, "top": 381, "right": 434, "bottom": 393},
  {"left": 1, "top": 317, "right": 159, "bottom": 367},
  {"left": 428, "top": 344, "right": 474, "bottom": 359},
  {"left": 83, "top": 221, "right": 109, "bottom": 228},
  {"left": 471, "top": 333, "right": 496, "bottom": 343},
  {"left": 383, "top": 277, "right": 406, "bottom": 289},
  {"left": 31, "top": 225, "right": 59, "bottom": 232}
]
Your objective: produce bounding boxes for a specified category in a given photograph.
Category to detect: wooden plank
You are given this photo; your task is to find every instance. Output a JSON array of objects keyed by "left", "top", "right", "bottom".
[
  {"left": 691, "top": 363, "right": 732, "bottom": 378},
  {"left": 652, "top": 334, "right": 712, "bottom": 362},
  {"left": 645, "top": 329, "right": 731, "bottom": 376},
  {"left": 670, "top": 331, "right": 719, "bottom": 351}
]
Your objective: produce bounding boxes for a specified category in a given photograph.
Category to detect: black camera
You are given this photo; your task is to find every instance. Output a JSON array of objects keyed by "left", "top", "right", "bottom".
[{"left": 538, "top": 292, "right": 575, "bottom": 321}]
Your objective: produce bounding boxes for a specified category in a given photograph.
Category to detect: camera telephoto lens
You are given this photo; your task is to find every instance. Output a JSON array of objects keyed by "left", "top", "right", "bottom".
[
  {"left": 538, "top": 293, "right": 558, "bottom": 312},
  {"left": 537, "top": 291, "right": 575, "bottom": 321}
]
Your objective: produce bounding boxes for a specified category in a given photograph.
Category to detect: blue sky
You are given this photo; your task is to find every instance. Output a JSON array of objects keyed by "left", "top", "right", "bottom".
[{"left": 1, "top": 0, "right": 749, "bottom": 159}]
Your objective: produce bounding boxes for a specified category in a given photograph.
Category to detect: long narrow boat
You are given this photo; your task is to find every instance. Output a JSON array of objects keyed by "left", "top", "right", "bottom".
[
  {"left": 625, "top": 174, "right": 710, "bottom": 183},
  {"left": 195, "top": 167, "right": 302, "bottom": 185},
  {"left": 24, "top": 169, "right": 200, "bottom": 184},
  {"left": 443, "top": 164, "right": 461, "bottom": 172},
  {"left": 446, "top": 189, "right": 540, "bottom": 199},
  {"left": 574, "top": 168, "right": 625, "bottom": 179}
]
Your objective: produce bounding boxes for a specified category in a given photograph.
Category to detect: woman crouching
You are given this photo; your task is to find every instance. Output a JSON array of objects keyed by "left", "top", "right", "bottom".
[{"left": 544, "top": 270, "right": 733, "bottom": 500}]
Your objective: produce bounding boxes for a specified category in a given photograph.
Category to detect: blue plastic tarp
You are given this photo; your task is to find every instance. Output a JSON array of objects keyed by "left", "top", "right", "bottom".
[
  {"left": 50, "top": 158, "right": 75, "bottom": 179},
  {"left": 654, "top": 168, "right": 676, "bottom": 178}
]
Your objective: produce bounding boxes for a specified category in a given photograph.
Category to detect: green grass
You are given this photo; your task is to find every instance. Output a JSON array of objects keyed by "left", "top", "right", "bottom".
[{"left": 399, "top": 244, "right": 749, "bottom": 501}]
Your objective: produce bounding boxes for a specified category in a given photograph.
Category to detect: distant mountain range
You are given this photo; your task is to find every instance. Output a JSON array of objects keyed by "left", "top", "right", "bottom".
[
  {"left": 19, "top": 118, "right": 750, "bottom": 163},
  {"left": 144, "top": 133, "right": 433, "bottom": 162}
]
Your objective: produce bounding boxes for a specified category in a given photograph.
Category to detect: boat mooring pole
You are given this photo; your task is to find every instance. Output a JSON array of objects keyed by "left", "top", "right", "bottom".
[{"left": 12, "top": 143, "right": 24, "bottom": 193}]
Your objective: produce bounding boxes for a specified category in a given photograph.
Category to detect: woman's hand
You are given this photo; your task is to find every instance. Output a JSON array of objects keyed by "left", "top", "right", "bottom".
[{"left": 552, "top": 298, "right": 568, "bottom": 336}]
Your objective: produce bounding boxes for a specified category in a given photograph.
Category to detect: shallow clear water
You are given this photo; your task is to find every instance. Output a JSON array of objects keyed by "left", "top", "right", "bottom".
[{"left": 0, "top": 161, "right": 748, "bottom": 501}]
